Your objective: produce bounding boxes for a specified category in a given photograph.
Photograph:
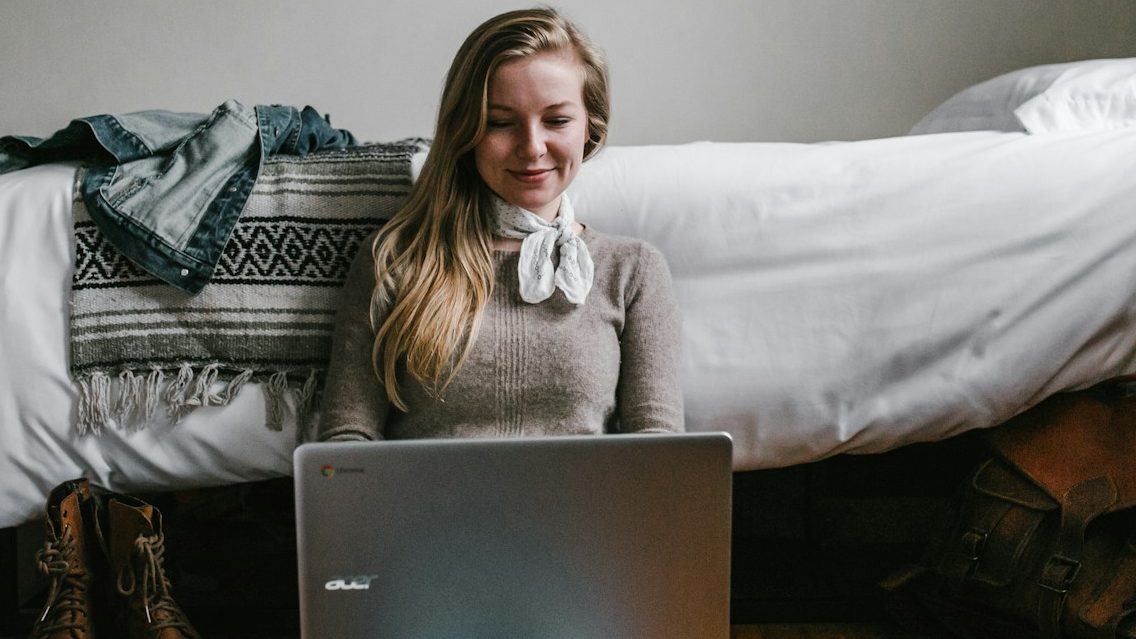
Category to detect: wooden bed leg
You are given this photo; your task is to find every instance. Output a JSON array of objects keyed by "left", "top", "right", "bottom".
[
  {"left": 0, "top": 525, "right": 18, "bottom": 637},
  {"left": 0, "top": 522, "right": 42, "bottom": 637}
]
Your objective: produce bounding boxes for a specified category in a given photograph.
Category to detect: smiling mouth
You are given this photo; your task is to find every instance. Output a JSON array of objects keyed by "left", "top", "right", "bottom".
[{"left": 509, "top": 168, "right": 554, "bottom": 182}]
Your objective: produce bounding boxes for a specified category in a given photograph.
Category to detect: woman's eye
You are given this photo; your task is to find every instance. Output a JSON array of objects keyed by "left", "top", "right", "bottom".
[
  {"left": 546, "top": 118, "right": 571, "bottom": 127},
  {"left": 487, "top": 120, "right": 512, "bottom": 129}
]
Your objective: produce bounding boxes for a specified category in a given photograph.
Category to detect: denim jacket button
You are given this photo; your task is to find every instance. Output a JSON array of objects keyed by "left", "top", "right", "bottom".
[{"left": 180, "top": 268, "right": 190, "bottom": 276}]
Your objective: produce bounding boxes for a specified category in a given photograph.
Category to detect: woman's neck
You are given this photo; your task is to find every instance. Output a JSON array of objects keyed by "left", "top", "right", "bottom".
[{"left": 492, "top": 221, "right": 585, "bottom": 252}]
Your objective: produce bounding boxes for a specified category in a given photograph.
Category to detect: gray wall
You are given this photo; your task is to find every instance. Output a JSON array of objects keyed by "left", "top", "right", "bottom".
[{"left": 3, "top": 0, "right": 1135, "bottom": 144}]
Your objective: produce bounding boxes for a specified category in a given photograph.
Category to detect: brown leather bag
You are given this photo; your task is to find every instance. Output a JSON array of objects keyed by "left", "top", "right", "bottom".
[{"left": 886, "top": 382, "right": 1136, "bottom": 638}]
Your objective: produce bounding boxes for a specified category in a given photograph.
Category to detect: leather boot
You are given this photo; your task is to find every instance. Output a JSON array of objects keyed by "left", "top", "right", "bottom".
[
  {"left": 94, "top": 493, "right": 201, "bottom": 639},
  {"left": 27, "top": 478, "right": 100, "bottom": 639}
]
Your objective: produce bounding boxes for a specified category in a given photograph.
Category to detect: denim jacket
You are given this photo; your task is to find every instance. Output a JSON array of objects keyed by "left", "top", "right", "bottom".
[{"left": 0, "top": 100, "right": 356, "bottom": 293}]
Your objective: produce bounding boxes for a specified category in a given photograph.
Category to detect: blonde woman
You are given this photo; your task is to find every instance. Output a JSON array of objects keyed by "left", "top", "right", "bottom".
[{"left": 317, "top": 7, "right": 682, "bottom": 441}]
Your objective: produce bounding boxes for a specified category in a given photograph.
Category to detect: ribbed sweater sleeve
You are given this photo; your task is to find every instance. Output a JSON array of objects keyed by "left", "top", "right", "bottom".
[
  {"left": 616, "top": 242, "right": 684, "bottom": 432},
  {"left": 316, "top": 232, "right": 389, "bottom": 441}
]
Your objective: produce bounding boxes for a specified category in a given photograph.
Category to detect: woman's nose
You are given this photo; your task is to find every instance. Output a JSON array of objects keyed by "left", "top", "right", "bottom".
[{"left": 516, "top": 125, "right": 546, "bottom": 159}]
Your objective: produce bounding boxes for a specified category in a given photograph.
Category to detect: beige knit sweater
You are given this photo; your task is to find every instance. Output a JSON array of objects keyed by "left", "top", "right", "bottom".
[{"left": 315, "top": 226, "right": 684, "bottom": 441}]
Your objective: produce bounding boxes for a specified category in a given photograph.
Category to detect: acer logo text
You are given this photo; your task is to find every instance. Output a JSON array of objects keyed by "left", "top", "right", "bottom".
[{"left": 324, "top": 575, "right": 379, "bottom": 591}]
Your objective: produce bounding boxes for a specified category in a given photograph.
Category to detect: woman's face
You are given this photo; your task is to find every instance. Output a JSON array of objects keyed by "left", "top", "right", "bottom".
[{"left": 474, "top": 50, "right": 589, "bottom": 222}]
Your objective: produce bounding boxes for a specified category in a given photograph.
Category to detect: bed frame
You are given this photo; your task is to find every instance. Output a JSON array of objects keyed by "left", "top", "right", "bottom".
[
  {"left": 0, "top": 431, "right": 985, "bottom": 636},
  {"left": 0, "top": 526, "right": 16, "bottom": 636}
]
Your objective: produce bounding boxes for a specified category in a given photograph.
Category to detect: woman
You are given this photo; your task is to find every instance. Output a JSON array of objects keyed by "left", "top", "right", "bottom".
[{"left": 316, "top": 7, "right": 682, "bottom": 441}]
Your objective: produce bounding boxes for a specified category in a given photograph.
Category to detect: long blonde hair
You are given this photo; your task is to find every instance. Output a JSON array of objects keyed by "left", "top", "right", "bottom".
[{"left": 370, "top": 7, "right": 610, "bottom": 410}]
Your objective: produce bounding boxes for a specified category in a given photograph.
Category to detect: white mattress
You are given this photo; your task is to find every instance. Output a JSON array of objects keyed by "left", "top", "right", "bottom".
[
  {"left": 4, "top": 129, "right": 1136, "bottom": 527},
  {"left": 571, "top": 130, "right": 1136, "bottom": 469}
]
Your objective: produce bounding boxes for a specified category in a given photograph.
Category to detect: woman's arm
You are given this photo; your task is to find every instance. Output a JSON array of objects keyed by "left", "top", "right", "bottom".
[
  {"left": 616, "top": 242, "right": 684, "bottom": 433},
  {"left": 315, "top": 232, "right": 391, "bottom": 441}
]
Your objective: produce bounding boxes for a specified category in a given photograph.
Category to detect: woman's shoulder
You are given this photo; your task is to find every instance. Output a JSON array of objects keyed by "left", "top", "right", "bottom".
[
  {"left": 581, "top": 227, "right": 671, "bottom": 282},
  {"left": 582, "top": 227, "right": 662, "bottom": 258}
]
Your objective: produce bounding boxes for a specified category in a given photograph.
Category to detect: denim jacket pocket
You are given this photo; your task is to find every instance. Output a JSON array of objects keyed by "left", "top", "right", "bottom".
[{"left": 95, "top": 102, "right": 259, "bottom": 251}]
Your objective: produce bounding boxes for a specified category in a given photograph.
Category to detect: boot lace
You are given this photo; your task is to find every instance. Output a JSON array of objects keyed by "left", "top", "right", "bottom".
[
  {"left": 116, "top": 531, "right": 195, "bottom": 635},
  {"left": 33, "top": 525, "right": 89, "bottom": 632}
]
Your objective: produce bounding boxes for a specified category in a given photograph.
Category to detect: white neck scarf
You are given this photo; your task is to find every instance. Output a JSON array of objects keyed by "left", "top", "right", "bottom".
[{"left": 491, "top": 193, "right": 594, "bottom": 305}]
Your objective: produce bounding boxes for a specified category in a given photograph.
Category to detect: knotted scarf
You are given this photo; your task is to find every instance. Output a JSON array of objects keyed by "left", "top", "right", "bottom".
[{"left": 491, "top": 194, "right": 594, "bottom": 304}]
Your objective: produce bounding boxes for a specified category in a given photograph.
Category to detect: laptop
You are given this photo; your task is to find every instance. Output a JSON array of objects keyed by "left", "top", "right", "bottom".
[{"left": 293, "top": 432, "right": 733, "bottom": 639}]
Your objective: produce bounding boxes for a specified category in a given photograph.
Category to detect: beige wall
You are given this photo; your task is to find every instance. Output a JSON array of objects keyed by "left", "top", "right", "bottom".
[{"left": 2, "top": 0, "right": 1135, "bottom": 144}]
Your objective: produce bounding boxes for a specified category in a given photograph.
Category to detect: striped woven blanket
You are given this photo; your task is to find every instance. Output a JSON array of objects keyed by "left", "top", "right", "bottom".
[{"left": 70, "top": 142, "right": 422, "bottom": 435}]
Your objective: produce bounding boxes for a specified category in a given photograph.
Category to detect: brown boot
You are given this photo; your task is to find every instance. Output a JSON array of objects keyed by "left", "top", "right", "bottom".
[
  {"left": 94, "top": 493, "right": 201, "bottom": 639},
  {"left": 28, "top": 478, "right": 100, "bottom": 639}
]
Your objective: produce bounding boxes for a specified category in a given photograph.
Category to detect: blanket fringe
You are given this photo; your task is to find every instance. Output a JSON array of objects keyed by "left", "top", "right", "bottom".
[
  {"left": 115, "top": 370, "right": 140, "bottom": 425},
  {"left": 265, "top": 371, "right": 290, "bottom": 431},
  {"left": 295, "top": 369, "right": 320, "bottom": 444},
  {"left": 77, "top": 371, "right": 113, "bottom": 435},
  {"left": 164, "top": 363, "right": 195, "bottom": 424},
  {"left": 74, "top": 364, "right": 321, "bottom": 435},
  {"left": 143, "top": 367, "right": 165, "bottom": 422}
]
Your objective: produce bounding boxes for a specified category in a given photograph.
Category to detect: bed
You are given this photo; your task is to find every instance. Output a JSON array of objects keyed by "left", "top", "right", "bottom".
[{"left": 3, "top": 58, "right": 1136, "bottom": 530}]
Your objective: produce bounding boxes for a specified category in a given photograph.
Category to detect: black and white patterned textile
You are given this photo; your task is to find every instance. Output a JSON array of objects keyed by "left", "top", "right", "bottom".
[{"left": 70, "top": 142, "right": 422, "bottom": 434}]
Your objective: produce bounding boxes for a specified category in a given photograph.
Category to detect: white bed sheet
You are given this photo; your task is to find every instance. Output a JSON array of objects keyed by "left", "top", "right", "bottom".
[
  {"left": 571, "top": 130, "right": 1136, "bottom": 471},
  {"left": 4, "top": 130, "right": 1136, "bottom": 527}
]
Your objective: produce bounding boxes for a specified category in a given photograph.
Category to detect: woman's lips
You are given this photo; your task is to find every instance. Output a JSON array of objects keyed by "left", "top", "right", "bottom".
[{"left": 509, "top": 168, "right": 554, "bottom": 183}]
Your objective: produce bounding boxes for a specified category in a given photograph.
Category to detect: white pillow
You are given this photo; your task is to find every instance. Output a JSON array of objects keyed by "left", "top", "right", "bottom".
[{"left": 910, "top": 58, "right": 1136, "bottom": 135}]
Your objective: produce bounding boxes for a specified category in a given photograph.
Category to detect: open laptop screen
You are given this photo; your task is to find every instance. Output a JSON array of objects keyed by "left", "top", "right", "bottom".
[{"left": 294, "top": 432, "right": 732, "bottom": 639}]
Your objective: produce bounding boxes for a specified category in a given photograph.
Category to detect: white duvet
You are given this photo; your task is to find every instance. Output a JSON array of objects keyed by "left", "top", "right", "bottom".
[{"left": 4, "top": 129, "right": 1136, "bottom": 528}]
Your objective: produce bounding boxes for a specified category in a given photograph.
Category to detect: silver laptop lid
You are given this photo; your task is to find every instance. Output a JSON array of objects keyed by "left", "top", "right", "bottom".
[{"left": 294, "top": 432, "right": 732, "bottom": 639}]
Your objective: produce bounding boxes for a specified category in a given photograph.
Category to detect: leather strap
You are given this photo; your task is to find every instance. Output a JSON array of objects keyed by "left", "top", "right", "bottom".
[
  {"left": 942, "top": 458, "right": 1055, "bottom": 589},
  {"left": 939, "top": 470, "right": 1010, "bottom": 590},
  {"left": 1036, "top": 476, "right": 1117, "bottom": 638}
]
